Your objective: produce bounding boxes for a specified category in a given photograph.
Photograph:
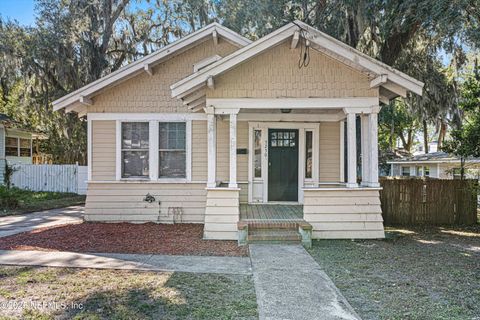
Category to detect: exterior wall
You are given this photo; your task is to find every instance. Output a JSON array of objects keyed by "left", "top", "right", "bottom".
[
  {"left": 85, "top": 182, "right": 207, "bottom": 223},
  {"left": 89, "top": 38, "right": 238, "bottom": 114},
  {"left": 191, "top": 120, "right": 208, "bottom": 181},
  {"left": 203, "top": 188, "right": 240, "bottom": 240},
  {"left": 207, "top": 41, "right": 378, "bottom": 99},
  {"left": 319, "top": 122, "right": 341, "bottom": 182},
  {"left": 91, "top": 120, "right": 116, "bottom": 181},
  {"left": 303, "top": 188, "right": 385, "bottom": 239},
  {"left": 215, "top": 119, "right": 248, "bottom": 183}
]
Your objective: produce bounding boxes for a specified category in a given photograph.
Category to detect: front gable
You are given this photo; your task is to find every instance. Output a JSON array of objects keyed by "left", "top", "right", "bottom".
[
  {"left": 207, "top": 41, "right": 377, "bottom": 99},
  {"left": 90, "top": 38, "right": 238, "bottom": 113}
]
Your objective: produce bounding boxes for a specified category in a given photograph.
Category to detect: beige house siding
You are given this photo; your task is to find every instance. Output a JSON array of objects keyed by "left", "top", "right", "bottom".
[
  {"left": 85, "top": 182, "right": 207, "bottom": 223},
  {"left": 303, "top": 189, "right": 384, "bottom": 239},
  {"left": 215, "top": 119, "right": 248, "bottom": 183},
  {"left": 319, "top": 122, "right": 341, "bottom": 182},
  {"left": 89, "top": 38, "right": 239, "bottom": 113},
  {"left": 207, "top": 41, "right": 378, "bottom": 99},
  {"left": 91, "top": 120, "right": 116, "bottom": 181},
  {"left": 191, "top": 120, "right": 208, "bottom": 181}
]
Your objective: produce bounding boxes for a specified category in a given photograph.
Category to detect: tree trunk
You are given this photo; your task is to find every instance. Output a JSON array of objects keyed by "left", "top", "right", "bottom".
[
  {"left": 423, "top": 120, "right": 429, "bottom": 154},
  {"left": 390, "top": 116, "right": 395, "bottom": 150},
  {"left": 437, "top": 120, "right": 447, "bottom": 150},
  {"left": 460, "top": 157, "right": 465, "bottom": 180}
]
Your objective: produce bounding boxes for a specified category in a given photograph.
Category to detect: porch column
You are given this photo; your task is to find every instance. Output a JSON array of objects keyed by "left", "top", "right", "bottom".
[
  {"left": 206, "top": 107, "right": 217, "bottom": 188},
  {"left": 361, "top": 114, "right": 370, "bottom": 186},
  {"left": 229, "top": 112, "right": 238, "bottom": 188},
  {"left": 368, "top": 110, "right": 380, "bottom": 187},
  {"left": 346, "top": 112, "right": 358, "bottom": 188}
]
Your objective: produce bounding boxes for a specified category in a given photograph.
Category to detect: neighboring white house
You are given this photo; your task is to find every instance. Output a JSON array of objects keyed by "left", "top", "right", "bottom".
[
  {"left": 388, "top": 152, "right": 480, "bottom": 179},
  {"left": 0, "top": 114, "right": 37, "bottom": 184},
  {"left": 52, "top": 21, "right": 424, "bottom": 243}
]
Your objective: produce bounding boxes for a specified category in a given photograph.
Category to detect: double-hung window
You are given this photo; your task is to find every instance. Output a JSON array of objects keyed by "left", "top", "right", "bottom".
[
  {"left": 5, "top": 137, "right": 31, "bottom": 157},
  {"left": 159, "top": 122, "right": 186, "bottom": 178},
  {"left": 121, "top": 122, "right": 149, "bottom": 178}
]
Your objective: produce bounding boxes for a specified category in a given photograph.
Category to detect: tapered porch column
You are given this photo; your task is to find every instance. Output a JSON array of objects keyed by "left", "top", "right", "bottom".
[
  {"left": 345, "top": 111, "right": 358, "bottom": 188},
  {"left": 361, "top": 114, "right": 370, "bottom": 186},
  {"left": 229, "top": 112, "right": 238, "bottom": 188},
  {"left": 206, "top": 106, "right": 217, "bottom": 188},
  {"left": 368, "top": 110, "right": 380, "bottom": 187}
]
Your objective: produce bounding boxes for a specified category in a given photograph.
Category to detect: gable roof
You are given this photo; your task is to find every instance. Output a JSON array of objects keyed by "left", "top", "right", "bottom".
[
  {"left": 53, "top": 23, "right": 251, "bottom": 112},
  {"left": 171, "top": 20, "right": 424, "bottom": 108}
]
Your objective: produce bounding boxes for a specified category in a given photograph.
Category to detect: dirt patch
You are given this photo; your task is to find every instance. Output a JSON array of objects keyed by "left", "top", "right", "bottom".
[{"left": 0, "top": 222, "right": 248, "bottom": 257}]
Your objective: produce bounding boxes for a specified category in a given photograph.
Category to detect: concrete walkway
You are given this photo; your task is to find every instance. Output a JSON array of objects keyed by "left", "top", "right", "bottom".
[
  {"left": 0, "top": 206, "right": 84, "bottom": 237},
  {"left": 250, "top": 244, "right": 360, "bottom": 320},
  {"left": 0, "top": 250, "right": 252, "bottom": 275}
]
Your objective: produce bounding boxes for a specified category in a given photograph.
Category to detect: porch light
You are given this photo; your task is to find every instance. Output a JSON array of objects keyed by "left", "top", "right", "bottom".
[{"left": 280, "top": 109, "right": 292, "bottom": 113}]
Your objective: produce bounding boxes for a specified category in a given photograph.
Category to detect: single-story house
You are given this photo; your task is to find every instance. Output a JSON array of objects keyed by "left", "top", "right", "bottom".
[
  {"left": 0, "top": 114, "right": 40, "bottom": 184},
  {"left": 53, "top": 21, "right": 424, "bottom": 242},
  {"left": 388, "top": 152, "right": 480, "bottom": 179}
]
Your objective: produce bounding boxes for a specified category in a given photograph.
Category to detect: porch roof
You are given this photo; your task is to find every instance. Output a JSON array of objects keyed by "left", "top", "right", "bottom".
[{"left": 171, "top": 20, "right": 424, "bottom": 110}]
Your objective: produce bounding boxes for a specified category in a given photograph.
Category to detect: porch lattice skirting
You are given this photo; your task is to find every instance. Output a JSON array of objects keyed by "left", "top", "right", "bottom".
[
  {"left": 203, "top": 188, "right": 240, "bottom": 240},
  {"left": 303, "top": 188, "right": 385, "bottom": 239}
]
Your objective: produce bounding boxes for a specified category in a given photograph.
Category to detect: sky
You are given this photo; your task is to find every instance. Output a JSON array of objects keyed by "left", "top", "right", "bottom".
[{"left": 0, "top": 0, "right": 36, "bottom": 25}]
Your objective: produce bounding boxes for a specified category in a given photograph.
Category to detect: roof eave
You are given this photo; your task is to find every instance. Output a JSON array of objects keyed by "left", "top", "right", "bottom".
[{"left": 53, "top": 23, "right": 251, "bottom": 112}]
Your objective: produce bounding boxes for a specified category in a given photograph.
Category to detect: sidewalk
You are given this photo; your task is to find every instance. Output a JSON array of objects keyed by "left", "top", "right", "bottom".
[
  {"left": 0, "top": 249, "right": 252, "bottom": 275},
  {"left": 250, "top": 244, "right": 360, "bottom": 320},
  {"left": 0, "top": 206, "right": 84, "bottom": 238}
]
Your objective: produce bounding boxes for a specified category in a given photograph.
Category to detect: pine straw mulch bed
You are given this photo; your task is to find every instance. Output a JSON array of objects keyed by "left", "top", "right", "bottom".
[{"left": 0, "top": 222, "right": 248, "bottom": 257}]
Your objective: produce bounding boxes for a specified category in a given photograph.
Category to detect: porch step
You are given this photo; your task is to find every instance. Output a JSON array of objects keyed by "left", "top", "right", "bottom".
[
  {"left": 237, "top": 220, "right": 311, "bottom": 247},
  {"left": 248, "top": 229, "right": 302, "bottom": 242}
]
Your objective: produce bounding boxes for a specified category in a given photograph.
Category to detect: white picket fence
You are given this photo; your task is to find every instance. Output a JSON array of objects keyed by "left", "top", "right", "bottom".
[{"left": 10, "top": 164, "right": 87, "bottom": 195}]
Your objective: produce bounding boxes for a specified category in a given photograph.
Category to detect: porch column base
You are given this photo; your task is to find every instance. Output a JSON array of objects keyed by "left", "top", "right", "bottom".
[
  {"left": 203, "top": 187, "right": 240, "bottom": 240},
  {"left": 346, "top": 183, "right": 358, "bottom": 188},
  {"left": 367, "top": 182, "right": 380, "bottom": 188}
]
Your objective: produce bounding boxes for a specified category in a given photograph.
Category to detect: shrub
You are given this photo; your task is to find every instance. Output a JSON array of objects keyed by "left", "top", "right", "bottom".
[{"left": 0, "top": 186, "right": 20, "bottom": 209}]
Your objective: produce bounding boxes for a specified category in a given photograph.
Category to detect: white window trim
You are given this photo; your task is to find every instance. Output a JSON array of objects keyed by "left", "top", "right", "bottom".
[
  {"left": 115, "top": 118, "right": 192, "bottom": 183},
  {"left": 5, "top": 136, "right": 32, "bottom": 158}
]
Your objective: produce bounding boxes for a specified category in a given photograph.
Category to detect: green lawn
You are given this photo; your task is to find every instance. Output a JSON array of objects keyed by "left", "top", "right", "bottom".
[
  {"left": 309, "top": 226, "right": 480, "bottom": 320},
  {"left": 0, "top": 266, "right": 258, "bottom": 320},
  {"left": 0, "top": 187, "right": 85, "bottom": 216}
]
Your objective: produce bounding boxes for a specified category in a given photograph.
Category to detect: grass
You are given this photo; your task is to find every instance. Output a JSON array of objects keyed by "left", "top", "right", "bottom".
[
  {"left": 0, "top": 266, "right": 258, "bottom": 319},
  {"left": 0, "top": 186, "right": 85, "bottom": 217},
  {"left": 308, "top": 225, "right": 480, "bottom": 320}
]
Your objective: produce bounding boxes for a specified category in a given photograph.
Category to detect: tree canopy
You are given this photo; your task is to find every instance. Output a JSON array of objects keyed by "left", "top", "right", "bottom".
[{"left": 0, "top": 0, "right": 479, "bottom": 164}]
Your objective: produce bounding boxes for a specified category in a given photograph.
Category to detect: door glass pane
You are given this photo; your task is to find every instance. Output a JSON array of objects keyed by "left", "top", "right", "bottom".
[
  {"left": 305, "top": 131, "right": 313, "bottom": 178},
  {"left": 254, "top": 130, "right": 262, "bottom": 178}
]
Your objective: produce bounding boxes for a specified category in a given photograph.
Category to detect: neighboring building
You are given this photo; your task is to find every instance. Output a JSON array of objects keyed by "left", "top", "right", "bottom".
[
  {"left": 53, "top": 21, "right": 423, "bottom": 241},
  {"left": 388, "top": 152, "right": 480, "bottom": 179},
  {"left": 0, "top": 114, "right": 38, "bottom": 184}
]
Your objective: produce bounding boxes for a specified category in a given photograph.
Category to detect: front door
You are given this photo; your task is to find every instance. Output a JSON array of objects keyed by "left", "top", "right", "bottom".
[{"left": 268, "top": 129, "right": 299, "bottom": 201}]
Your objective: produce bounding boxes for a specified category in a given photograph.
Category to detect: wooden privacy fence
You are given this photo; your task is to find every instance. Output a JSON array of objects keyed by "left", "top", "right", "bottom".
[
  {"left": 380, "top": 178, "right": 478, "bottom": 226},
  {"left": 10, "top": 164, "right": 87, "bottom": 194}
]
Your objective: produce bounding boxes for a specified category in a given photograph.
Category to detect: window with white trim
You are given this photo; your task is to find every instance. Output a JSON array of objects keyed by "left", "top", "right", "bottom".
[
  {"left": 121, "top": 122, "right": 149, "bottom": 178},
  {"left": 159, "top": 122, "right": 186, "bottom": 178},
  {"left": 305, "top": 130, "right": 313, "bottom": 179},
  {"left": 254, "top": 129, "right": 262, "bottom": 178},
  {"left": 401, "top": 166, "right": 410, "bottom": 176},
  {"left": 5, "top": 137, "right": 31, "bottom": 157}
]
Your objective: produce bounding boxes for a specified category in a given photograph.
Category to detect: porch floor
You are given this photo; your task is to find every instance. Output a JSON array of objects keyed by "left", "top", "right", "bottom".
[{"left": 240, "top": 204, "right": 303, "bottom": 222}]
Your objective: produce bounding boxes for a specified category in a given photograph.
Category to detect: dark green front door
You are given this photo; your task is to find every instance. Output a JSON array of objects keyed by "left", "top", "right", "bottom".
[{"left": 268, "top": 129, "right": 299, "bottom": 201}]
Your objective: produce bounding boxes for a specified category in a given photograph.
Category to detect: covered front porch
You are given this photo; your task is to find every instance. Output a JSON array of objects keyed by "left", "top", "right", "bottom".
[{"left": 201, "top": 99, "right": 385, "bottom": 242}]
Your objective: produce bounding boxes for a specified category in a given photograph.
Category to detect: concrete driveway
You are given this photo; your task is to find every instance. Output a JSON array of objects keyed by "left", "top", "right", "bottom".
[{"left": 0, "top": 206, "right": 84, "bottom": 237}]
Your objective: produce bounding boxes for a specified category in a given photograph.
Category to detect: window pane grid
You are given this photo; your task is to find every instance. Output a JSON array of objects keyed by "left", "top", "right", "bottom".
[
  {"left": 121, "top": 122, "right": 149, "bottom": 178},
  {"left": 159, "top": 122, "right": 186, "bottom": 178}
]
